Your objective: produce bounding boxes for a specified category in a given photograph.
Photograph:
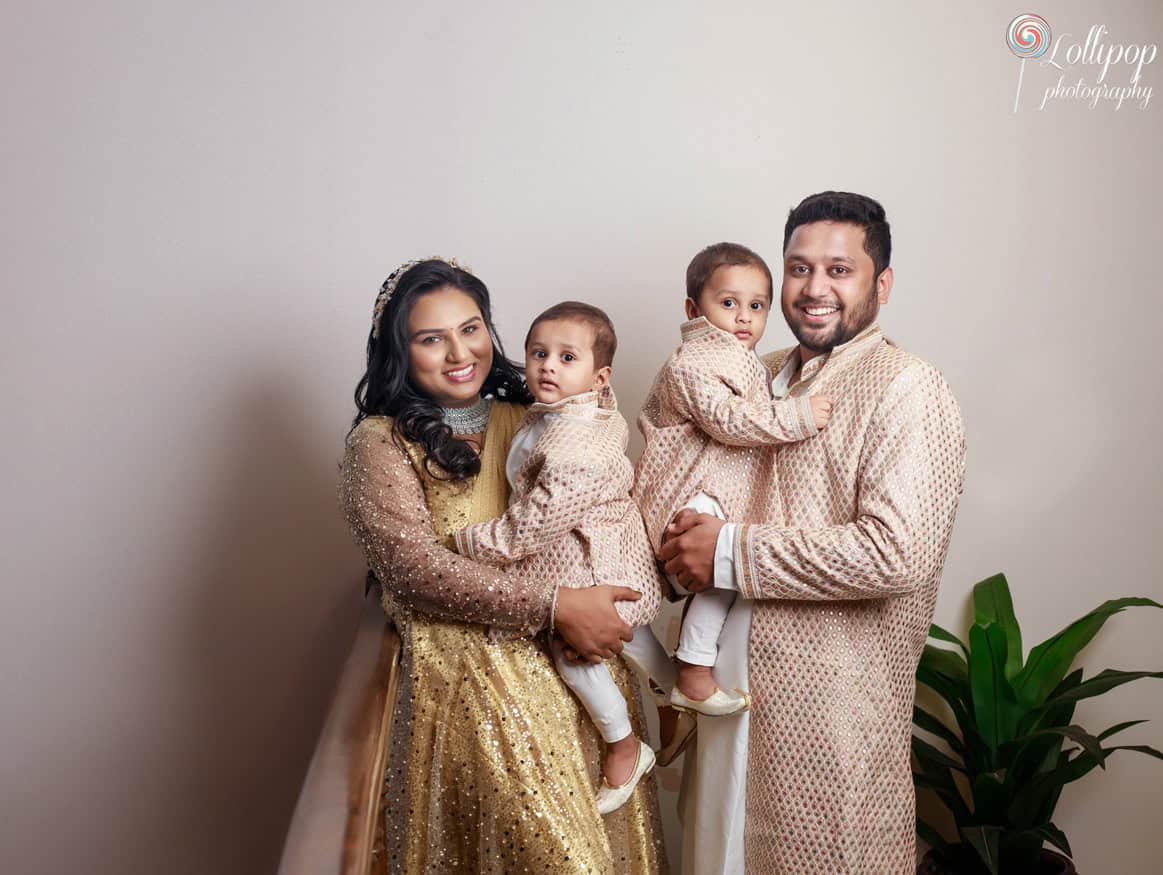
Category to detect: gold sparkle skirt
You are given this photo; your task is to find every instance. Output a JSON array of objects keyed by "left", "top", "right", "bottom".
[
  {"left": 377, "top": 404, "right": 666, "bottom": 873},
  {"left": 381, "top": 616, "right": 666, "bottom": 873}
]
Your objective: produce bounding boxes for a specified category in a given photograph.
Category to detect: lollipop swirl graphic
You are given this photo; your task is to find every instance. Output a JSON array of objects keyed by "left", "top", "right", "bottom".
[
  {"left": 1007, "top": 14, "right": 1052, "bottom": 112},
  {"left": 1007, "top": 14, "right": 1051, "bottom": 59}
]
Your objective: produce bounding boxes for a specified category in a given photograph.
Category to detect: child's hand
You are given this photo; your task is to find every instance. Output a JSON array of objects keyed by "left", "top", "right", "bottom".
[{"left": 810, "top": 395, "right": 833, "bottom": 430}]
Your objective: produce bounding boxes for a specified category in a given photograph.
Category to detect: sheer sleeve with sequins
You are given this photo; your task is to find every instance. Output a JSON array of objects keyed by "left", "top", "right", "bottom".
[
  {"left": 339, "top": 422, "right": 554, "bottom": 631},
  {"left": 735, "top": 362, "right": 966, "bottom": 601}
]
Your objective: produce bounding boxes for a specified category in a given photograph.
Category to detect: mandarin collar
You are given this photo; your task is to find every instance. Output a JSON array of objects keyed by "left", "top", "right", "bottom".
[{"left": 527, "top": 384, "right": 617, "bottom": 417}]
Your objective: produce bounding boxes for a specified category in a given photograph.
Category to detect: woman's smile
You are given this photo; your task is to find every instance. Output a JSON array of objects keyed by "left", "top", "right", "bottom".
[{"left": 444, "top": 362, "right": 477, "bottom": 383}]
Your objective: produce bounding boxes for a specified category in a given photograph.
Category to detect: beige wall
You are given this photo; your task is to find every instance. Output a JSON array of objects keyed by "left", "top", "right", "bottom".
[{"left": 3, "top": 2, "right": 1160, "bottom": 872}]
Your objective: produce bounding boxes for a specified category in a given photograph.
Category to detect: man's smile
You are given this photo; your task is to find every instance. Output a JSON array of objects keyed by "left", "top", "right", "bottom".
[{"left": 798, "top": 303, "right": 841, "bottom": 324}]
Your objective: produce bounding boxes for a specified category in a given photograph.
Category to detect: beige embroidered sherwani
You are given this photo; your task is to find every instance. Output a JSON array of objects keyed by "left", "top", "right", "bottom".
[
  {"left": 454, "top": 387, "right": 664, "bottom": 630},
  {"left": 728, "top": 324, "right": 966, "bottom": 873},
  {"left": 633, "top": 317, "right": 818, "bottom": 556}
]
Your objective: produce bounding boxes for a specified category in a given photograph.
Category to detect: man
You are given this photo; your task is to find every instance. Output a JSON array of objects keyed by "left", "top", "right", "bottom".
[{"left": 661, "top": 191, "right": 966, "bottom": 873}]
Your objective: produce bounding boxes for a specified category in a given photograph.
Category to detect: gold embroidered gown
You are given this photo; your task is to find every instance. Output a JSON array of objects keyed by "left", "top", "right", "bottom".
[{"left": 339, "top": 401, "right": 667, "bottom": 874}]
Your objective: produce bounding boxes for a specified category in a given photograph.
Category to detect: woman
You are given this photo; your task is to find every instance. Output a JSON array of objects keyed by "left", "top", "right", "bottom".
[{"left": 339, "top": 258, "right": 668, "bottom": 873}]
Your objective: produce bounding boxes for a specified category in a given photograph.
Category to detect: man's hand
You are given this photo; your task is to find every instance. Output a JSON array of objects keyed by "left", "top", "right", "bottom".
[
  {"left": 553, "top": 585, "right": 638, "bottom": 663},
  {"left": 658, "top": 510, "right": 725, "bottom": 593}
]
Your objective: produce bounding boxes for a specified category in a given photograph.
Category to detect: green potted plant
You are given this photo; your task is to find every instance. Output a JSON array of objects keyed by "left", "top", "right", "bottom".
[{"left": 912, "top": 573, "right": 1162, "bottom": 874}]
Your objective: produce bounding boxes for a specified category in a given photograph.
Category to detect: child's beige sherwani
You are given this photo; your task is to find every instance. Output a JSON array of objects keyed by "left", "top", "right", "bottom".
[
  {"left": 633, "top": 317, "right": 819, "bottom": 557},
  {"left": 454, "top": 386, "right": 663, "bottom": 633}
]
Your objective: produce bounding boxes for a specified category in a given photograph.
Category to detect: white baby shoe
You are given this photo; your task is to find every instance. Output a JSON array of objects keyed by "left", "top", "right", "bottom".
[
  {"left": 669, "top": 685, "right": 751, "bottom": 717},
  {"left": 596, "top": 741, "right": 656, "bottom": 816}
]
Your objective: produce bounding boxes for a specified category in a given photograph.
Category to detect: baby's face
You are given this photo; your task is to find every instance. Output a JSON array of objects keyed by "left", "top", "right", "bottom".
[
  {"left": 688, "top": 264, "right": 771, "bottom": 350},
  {"left": 525, "top": 318, "right": 608, "bottom": 404}
]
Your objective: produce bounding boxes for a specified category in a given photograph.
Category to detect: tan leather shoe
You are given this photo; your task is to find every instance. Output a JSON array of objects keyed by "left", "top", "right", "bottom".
[{"left": 655, "top": 709, "right": 697, "bottom": 767}]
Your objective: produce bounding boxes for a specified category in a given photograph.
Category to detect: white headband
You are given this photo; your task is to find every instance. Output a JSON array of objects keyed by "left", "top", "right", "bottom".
[{"left": 372, "top": 256, "right": 473, "bottom": 339}]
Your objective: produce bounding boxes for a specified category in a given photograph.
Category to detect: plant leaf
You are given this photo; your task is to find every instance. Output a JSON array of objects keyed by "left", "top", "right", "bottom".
[
  {"left": 1013, "top": 598, "right": 1163, "bottom": 708},
  {"left": 1034, "top": 822, "right": 1072, "bottom": 858},
  {"left": 914, "top": 705, "right": 965, "bottom": 754},
  {"left": 1004, "top": 692, "right": 1085, "bottom": 792},
  {"left": 1008, "top": 766, "right": 1072, "bottom": 831},
  {"left": 1107, "top": 743, "right": 1163, "bottom": 761},
  {"left": 912, "top": 762, "right": 972, "bottom": 823},
  {"left": 1047, "top": 667, "right": 1086, "bottom": 699},
  {"left": 916, "top": 665, "right": 974, "bottom": 737},
  {"left": 917, "top": 651, "right": 989, "bottom": 773},
  {"left": 971, "top": 773, "right": 1008, "bottom": 824},
  {"left": 913, "top": 734, "right": 966, "bottom": 772},
  {"left": 1040, "top": 669, "right": 1163, "bottom": 709},
  {"left": 1009, "top": 742, "right": 1163, "bottom": 826},
  {"left": 1097, "top": 720, "right": 1149, "bottom": 742},
  {"left": 960, "top": 825, "right": 1002, "bottom": 875},
  {"left": 1005, "top": 725, "right": 1106, "bottom": 769},
  {"left": 930, "top": 622, "right": 970, "bottom": 658},
  {"left": 921, "top": 643, "right": 969, "bottom": 685},
  {"left": 1015, "top": 667, "right": 1082, "bottom": 745},
  {"left": 1031, "top": 749, "right": 1074, "bottom": 828},
  {"left": 973, "top": 573, "right": 1023, "bottom": 679},
  {"left": 916, "top": 816, "right": 948, "bottom": 851},
  {"left": 969, "top": 623, "right": 1020, "bottom": 752}
]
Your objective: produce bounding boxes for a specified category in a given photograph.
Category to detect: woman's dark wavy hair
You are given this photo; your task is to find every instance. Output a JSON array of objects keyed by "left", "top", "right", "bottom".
[{"left": 350, "top": 260, "right": 533, "bottom": 480}]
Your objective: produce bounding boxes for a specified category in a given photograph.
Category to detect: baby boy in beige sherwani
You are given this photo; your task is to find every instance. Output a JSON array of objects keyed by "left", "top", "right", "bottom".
[
  {"left": 452, "top": 301, "right": 665, "bottom": 816},
  {"left": 633, "top": 242, "right": 833, "bottom": 721}
]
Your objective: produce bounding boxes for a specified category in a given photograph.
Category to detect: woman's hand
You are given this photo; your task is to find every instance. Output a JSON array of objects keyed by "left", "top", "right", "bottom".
[{"left": 554, "top": 585, "right": 638, "bottom": 663}]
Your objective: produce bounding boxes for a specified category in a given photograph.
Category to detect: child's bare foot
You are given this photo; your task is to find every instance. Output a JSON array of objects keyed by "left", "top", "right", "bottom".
[
  {"left": 676, "top": 662, "right": 718, "bottom": 702},
  {"left": 603, "top": 734, "right": 642, "bottom": 786}
]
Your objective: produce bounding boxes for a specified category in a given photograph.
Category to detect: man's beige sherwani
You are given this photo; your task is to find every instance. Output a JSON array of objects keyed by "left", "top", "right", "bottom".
[
  {"left": 633, "top": 317, "right": 818, "bottom": 556},
  {"left": 454, "top": 387, "right": 663, "bottom": 631},
  {"left": 717, "top": 324, "right": 966, "bottom": 873}
]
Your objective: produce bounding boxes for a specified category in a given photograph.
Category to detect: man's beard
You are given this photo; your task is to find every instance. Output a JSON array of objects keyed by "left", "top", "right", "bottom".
[{"left": 784, "top": 280, "right": 880, "bottom": 355}]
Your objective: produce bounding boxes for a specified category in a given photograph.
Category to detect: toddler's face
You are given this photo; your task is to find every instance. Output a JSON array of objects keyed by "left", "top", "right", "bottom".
[
  {"left": 687, "top": 264, "right": 771, "bottom": 350},
  {"left": 525, "top": 318, "right": 610, "bottom": 404}
]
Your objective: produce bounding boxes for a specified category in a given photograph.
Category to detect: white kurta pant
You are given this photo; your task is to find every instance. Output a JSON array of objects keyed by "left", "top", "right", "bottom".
[{"left": 676, "top": 492, "right": 752, "bottom": 875}]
